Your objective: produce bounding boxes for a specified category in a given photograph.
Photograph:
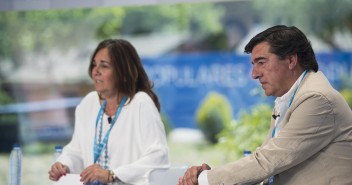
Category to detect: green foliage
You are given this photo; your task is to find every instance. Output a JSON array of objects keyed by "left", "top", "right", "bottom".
[
  {"left": 216, "top": 104, "right": 271, "bottom": 161},
  {"left": 341, "top": 88, "right": 352, "bottom": 108},
  {"left": 107, "top": 3, "right": 224, "bottom": 36},
  {"left": 0, "top": 8, "right": 125, "bottom": 67},
  {"left": 0, "top": 90, "right": 13, "bottom": 105},
  {"left": 0, "top": 3, "right": 224, "bottom": 68},
  {"left": 161, "top": 112, "right": 172, "bottom": 136},
  {"left": 196, "top": 92, "right": 232, "bottom": 143},
  {"left": 0, "top": 90, "right": 18, "bottom": 125},
  {"left": 177, "top": 3, "right": 224, "bottom": 35},
  {"left": 252, "top": 0, "right": 352, "bottom": 49},
  {"left": 91, "top": 7, "right": 125, "bottom": 39}
]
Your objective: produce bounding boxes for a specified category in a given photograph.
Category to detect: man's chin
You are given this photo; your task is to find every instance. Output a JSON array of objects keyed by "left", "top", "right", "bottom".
[{"left": 263, "top": 90, "right": 272, "bottom": 97}]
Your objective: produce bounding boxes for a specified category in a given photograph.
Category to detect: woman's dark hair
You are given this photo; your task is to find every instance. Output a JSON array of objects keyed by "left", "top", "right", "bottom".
[
  {"left": 244, "top": 25, "right": 318, "bottom": 72},
  {"left": 88, "top": 39, "right": 160, "bottom": 111}
]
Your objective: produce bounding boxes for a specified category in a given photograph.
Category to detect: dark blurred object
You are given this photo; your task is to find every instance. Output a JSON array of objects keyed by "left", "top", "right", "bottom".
[{"left": 0, "top": 116, "right": 19, "bottom": 153}]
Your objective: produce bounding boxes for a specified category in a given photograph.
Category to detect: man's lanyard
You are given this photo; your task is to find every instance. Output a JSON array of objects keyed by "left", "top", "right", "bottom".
[
  {"left": 271, "top": 69, "right": 308, "bottom": 138},
  {"left": 268, "top": 70, "right": 308, "bottom": 185},
  {"left": 93, "top": 96, "right": 127, "bottom": 163}
]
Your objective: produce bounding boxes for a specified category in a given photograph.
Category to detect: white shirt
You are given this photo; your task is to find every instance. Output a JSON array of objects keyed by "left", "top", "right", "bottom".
[
  {"left": 198, "top": 170, "right": 209, "bottom": 185},
  {"left": 57, "top": 91, "right": 169, "bottom": 184},
  {"left": 273, "top": 71, "right": 307, "bottom": 137},
  {"left": 197, "top": 71, "right": 307, "bottom": 185}
]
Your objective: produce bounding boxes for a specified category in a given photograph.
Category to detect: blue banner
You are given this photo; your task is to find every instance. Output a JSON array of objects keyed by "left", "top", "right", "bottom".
[{"left": 143, "top": 52, "right": 352, "bottom": 128}]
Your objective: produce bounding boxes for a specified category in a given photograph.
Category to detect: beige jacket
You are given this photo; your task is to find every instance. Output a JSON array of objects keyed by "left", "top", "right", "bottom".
[{"left": 208, "top": 71, "right": 352, "bottom": 185}]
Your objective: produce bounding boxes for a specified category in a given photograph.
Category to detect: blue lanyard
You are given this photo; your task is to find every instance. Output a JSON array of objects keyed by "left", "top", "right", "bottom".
[
  {"left": 271, "top": 70, "right": 308, "bottom": 138},
  {"left": 268, "top": 70, "right": 308, "bottom": 185},
  {"left": 93, "top": 96, "right": 127, "bottom": 163}
]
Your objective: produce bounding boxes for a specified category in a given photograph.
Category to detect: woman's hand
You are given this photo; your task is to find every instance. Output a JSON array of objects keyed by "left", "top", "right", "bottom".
[
  {"left": 48, "top": 162, "right": 70, "bottom": 181},
  {"left": 80, "top": 164, "right": 111, "bottom": 184}
]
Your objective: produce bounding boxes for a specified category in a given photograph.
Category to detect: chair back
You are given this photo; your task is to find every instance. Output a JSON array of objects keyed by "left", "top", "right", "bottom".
[{"left": 148, "top": 165, "right": 188, "bottom": 185}]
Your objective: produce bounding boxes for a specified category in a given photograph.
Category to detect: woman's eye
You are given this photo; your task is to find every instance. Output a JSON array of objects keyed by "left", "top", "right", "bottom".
[{"left": 102, "top": 64, "right": 110, "bottom": 68}]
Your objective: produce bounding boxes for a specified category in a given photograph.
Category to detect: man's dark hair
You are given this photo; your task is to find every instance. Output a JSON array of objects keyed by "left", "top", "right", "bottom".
[{"left": 244, "top": 25, "right": 318, "bottom": 72}]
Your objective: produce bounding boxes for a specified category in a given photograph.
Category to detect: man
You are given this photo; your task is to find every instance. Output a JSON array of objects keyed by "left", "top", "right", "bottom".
[{"left": 178, "top": 25, "right": 352, "bottom": 185}]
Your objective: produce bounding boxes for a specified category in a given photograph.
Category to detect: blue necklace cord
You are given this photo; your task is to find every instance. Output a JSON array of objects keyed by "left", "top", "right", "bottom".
[
  {"left": 93, "top": 96, "right": 127, "bottom": 164},
  {"left": 271, "top": 69, "right": 308, "bottom": 138},
  {"left": 269, "top": 69, "right": 308, "bottom": 185}
]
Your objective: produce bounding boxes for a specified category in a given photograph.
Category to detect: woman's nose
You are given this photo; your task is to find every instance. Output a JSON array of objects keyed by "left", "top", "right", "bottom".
[{"left": 93, "top": 66, "right": 100, "bottom": 76}]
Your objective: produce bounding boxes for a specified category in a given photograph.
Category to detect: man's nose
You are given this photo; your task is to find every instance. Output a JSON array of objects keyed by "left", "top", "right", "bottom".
[{"left": 251, "top": 67, "right": 260, "bottom": 79}]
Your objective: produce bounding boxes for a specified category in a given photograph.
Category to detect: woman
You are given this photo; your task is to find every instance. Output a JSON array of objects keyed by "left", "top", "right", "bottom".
[{"left": 48, "top": 39, "right": 169, "bottom": 184}]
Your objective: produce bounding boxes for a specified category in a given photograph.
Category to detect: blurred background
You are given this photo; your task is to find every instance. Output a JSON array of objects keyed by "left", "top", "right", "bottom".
[{"left": 0, "top": 0, "right": 351, "bottom": 184}]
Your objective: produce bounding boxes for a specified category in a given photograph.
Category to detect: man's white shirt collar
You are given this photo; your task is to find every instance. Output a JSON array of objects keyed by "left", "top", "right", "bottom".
[{"left": 274, "top": 71, "right": 307, "bottom": 135}]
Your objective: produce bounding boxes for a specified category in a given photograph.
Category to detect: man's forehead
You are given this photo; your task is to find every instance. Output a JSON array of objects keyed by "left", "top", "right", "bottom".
[{"left": 252, "top": 41, "right": 270, "bottom": 52}]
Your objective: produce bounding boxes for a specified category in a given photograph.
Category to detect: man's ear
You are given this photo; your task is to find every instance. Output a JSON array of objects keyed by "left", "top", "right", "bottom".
[{"left": 287, "top": 54, "right": 298, "bottom": 70}]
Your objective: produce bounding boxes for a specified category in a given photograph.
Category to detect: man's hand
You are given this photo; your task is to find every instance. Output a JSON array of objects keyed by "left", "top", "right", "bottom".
[{"left": 178, "top": 163, "right": 211, "bottom": 185}]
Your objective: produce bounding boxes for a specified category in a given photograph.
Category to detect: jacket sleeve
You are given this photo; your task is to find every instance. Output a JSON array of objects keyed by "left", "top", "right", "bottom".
[{"left": 208, "top": 92, "right": 335, "bottom": 185}]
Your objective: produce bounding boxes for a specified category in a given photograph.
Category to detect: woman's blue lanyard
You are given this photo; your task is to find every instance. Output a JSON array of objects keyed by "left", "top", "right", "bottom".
[
  {"left": 271, "top": 69, "right": 308, "bottom": 138},
  {"left": 93, "top": 96, "right": 127, "bottom": 163}
]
